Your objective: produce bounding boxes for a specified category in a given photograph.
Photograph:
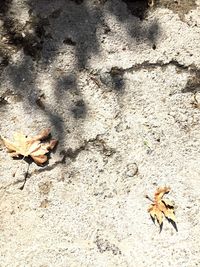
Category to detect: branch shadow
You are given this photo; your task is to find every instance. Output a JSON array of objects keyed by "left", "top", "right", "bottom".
[
  {"left": 107, "top": 0, "right": 159, "bottom": 44},
  {"left": 122, "top": 0, "right": 150, "bottom": 20},
  {"left": 0, "top": 0, "right": 161, "bottom": 154}
]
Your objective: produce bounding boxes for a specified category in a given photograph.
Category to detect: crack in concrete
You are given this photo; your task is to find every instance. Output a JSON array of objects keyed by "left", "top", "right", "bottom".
[
  {"left": 0, "top": 135, "right": 115, "bottom": 190},
  {"left": 30, "top": 134, "right": 116, "bottom": 175},
  {"left": 0, "top": 133, "right": 116, "bottom": 191},
  {"left": 110, "top": 60, "right": 200, "bottom": 74},
  {"left": 106, "top": 60, "right": 200, "bottom": 94}
]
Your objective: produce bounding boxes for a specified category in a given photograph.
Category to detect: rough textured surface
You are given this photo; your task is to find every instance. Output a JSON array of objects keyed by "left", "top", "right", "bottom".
[{"left": 0, "top": 0, "right": 200, "bottom": 266}]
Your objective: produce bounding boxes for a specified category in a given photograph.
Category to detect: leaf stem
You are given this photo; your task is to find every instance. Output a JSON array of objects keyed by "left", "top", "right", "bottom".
[
  {"left": 145, "top": 194, "right": 154, "bottom": 202},
  {"left": 19, "top": 162, "right": 30, "bottom": 190}
]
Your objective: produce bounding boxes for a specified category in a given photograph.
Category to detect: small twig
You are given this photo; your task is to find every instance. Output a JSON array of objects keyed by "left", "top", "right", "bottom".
[
  {"left": 19, "top": 162, "right": 30, "bottom": 190},
  {"left": 194, "top": 92, "right": 198, "bottom": 104},
  {"left": 90, "top": 76, "right": 101, "bottom": 88}
]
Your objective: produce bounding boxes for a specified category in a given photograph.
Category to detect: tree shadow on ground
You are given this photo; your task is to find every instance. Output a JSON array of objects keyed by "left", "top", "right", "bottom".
[
  {"left": 0, "top": 0, "right": 160, "bottom": 140},
  {"left": 108, "top": 0, "right": 159, "bottom": 43}
]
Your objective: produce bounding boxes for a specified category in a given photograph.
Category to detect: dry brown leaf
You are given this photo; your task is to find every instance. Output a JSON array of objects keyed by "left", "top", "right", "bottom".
[
  {"left": 2, "top": 128, "right": 57, "bottom": 165},
  {"left": 147, "top": 186, "right": 176, "bottom": 225}
]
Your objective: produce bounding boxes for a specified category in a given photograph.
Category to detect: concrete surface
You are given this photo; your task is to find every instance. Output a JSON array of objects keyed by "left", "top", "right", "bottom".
[{"left": 0, "top": 0, "right": 200, "bottom": 266}]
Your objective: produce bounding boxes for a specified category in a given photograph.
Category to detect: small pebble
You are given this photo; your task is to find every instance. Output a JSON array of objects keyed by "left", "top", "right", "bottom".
[{"left": 126, "top": 163, "right": 138, "bottom": 177}]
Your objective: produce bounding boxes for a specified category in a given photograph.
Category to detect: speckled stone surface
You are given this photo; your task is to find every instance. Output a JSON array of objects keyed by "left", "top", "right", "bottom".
[{"left": 0, "top": 1, "right": 200, "bottom": 266}]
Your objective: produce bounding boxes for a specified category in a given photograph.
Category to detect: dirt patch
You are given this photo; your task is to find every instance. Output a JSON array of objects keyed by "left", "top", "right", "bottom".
[
  {"left": 38, "top": 181, "right": 53, "bottom": 195},
  {"left": 154, "top": 0, "right": 197, "bottom": 20},
  {"left": 40, "top": 199, "right": 50, "bottom": 208},
  {"left": 95, "top": 237, "right": 121, "bottom": 255},
  {"left": 182, "top": 71, "right": 200, "bottom": 93}
]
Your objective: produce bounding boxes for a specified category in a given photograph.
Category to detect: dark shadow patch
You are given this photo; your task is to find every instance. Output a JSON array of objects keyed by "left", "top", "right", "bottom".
[
  {"left": 71, "top": 99, "right": 87, "bottom": 119},
  {"left": 45, "top": 110, "right": 65, "bottom": 142},
  {"left": 107, "top": 1, "right": 160, "bottom": 46},
  {"left": 35, "top": 135, "right": 115, "bottom": 173},
  {"left": 0, "top": 0, "right": 12, "bottom": 13},
  {"left": 1, "top": 0, "right": 161, "bottom": 71},
  {"left": 99, "top": 68, "right": 125, "bottom": 93},
  {"left": 147, "top": 20, "right": 159, "bottom": 43},
  {"left": 0, "top": 96, "right": 9, "bottom": 106},
  {"left": 56, "top": 73, "right": 77, "bottom": 91},
  {"left": 6, "top": 57, "right": 35, "bottom": 91},
  {"left": 49, "top": 9, "right": 62, "bottom": 19},
  {"left": 182, "top": 71, "right": 200, "bottom": 93},
  {"left": 35, "top": 96, "right": 46, "bottom": 110},
  {"left": 1, "top": 16, "right": 47, "bottom": 60},
  {"left": 32, "top": 145, "right": 86, "bottom": 174},
  {"left": 63, "top": 37, "right": 76, "bottom": 46},
  {"left": 73, "top": 3, "right": 101, "bottom": 69},
  {"left": 0, "top": 1, "right": 12, "bottom": 68},
  {"left": 122, "top": 0, "right": 150, "bottom": 20},
  {"left": 34, "top": 157, "right": 66, "bottom": 174},
  {"left": 128, "top": 19, "right": 159, "bottom": 44},
  {"left": 0, "top": 55, "right": 9, "bottom": 69},
  {"left": 110, "top": 66, "right": 125, "bottom": 92},
  {"left": 70, "top": 0, "right": 84, "bottom": 4}
]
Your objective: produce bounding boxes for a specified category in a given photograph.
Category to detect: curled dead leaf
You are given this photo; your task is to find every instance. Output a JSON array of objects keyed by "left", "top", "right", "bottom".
[
  {"left": 1, "top": 128, "right": 57, "bottom": 165},
  {"left": 147, "top": 186, "right": 176, "bottom": 226}
]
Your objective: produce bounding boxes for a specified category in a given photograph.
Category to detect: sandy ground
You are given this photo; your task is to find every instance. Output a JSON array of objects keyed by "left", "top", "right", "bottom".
[{"left": 0, "top": 0, "right": 200, "bottom": 266}]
